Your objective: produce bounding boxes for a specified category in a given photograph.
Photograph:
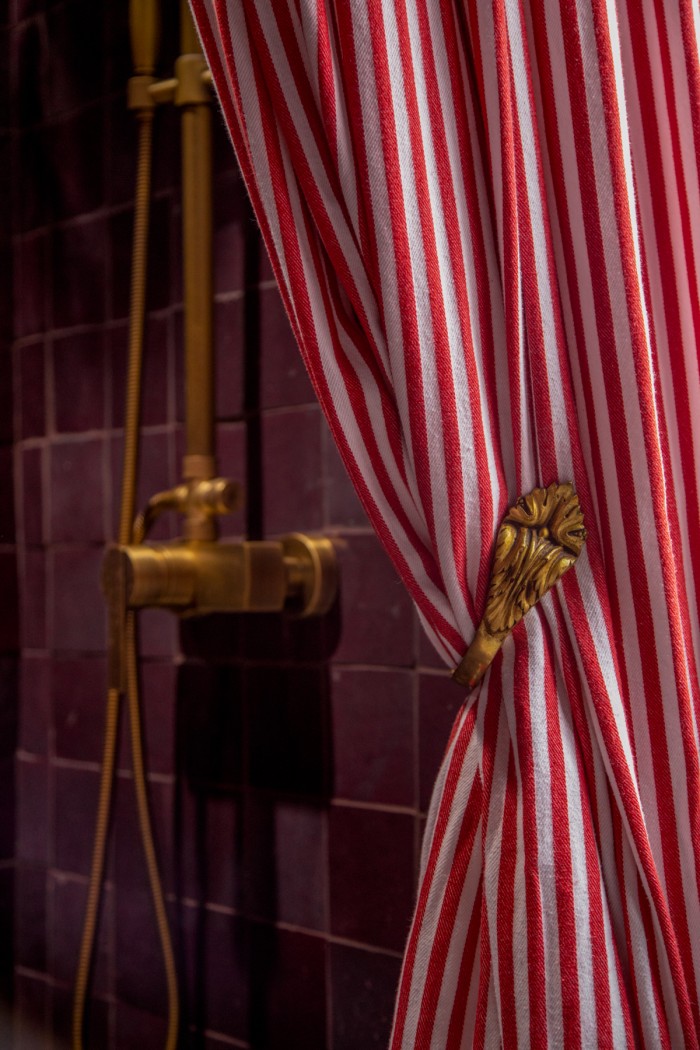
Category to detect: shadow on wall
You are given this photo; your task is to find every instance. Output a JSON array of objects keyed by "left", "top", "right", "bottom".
[{"left": 176, "top": 607, "right": 341, "bottom": 1046}]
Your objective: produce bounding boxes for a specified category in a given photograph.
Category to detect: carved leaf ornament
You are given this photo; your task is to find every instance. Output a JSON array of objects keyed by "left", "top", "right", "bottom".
[{"left": 453, "top": 483, "right": 586, "bottom": 689}]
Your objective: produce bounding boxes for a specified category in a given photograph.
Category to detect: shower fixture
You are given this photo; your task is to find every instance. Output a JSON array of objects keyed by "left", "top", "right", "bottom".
[{"left": 72, "top": 3, "right": 338, "bottom": 1048}]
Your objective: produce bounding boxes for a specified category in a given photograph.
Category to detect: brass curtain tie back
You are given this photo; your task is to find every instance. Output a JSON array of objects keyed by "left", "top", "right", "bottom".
[{"left": 452, "top": 482, "right": 586, "bottom": 689}]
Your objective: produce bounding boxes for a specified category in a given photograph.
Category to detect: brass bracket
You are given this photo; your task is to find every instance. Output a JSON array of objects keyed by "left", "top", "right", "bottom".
[{"left": 453, "top": 483, "right": 586, "bottom": 689}]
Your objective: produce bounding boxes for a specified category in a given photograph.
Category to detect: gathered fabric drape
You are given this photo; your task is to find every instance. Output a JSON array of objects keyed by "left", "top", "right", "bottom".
[{"left": 190, "top": 1, "right": 700, "bottom": 1046}]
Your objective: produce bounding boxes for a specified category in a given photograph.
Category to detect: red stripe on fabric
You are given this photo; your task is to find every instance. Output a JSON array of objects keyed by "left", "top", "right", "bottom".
[
  {"left": 495, "top": 747, "right": 519, "bottom": 1050},
  {"left": 510, "top": 628, "right": 548, "bottom": 1046},
  {"left": 610, "top": 797, "right": 646, "bottom": 1046},
  {"left": 540, "top": 616, "right": 582, "bottom": 1050},
  {"left": 446, "top": 880, "right": 483, "bottom": 1050},
  {"left": 390, "top": 700, "right": 480, "bottom": 1047},
  {"left": 551, "top": 591, "right": 622, "bottom": 1048},
  {"left": 492, "top": 0, "right": 527, "bottom": 494},
  {"left": 679, "top": 1, "right": 700, "bottom": 271},
  {"left": 330, "top": 3, "right": 384, "bottom": 310},
  {"left": 414, "top": 773, "right": 483, "bottom": 1044},
  {"left": 637, "top": 869, "right": 674, "bottom": 1050},
  {"left": 651, "top": 0, "right": 700, "bottom": 380},
  {"left": 315, "top": 0, "right": 338, "bottom": 172},
  {"left": 506, "top": 4, "right": 561, "bottom": 486}
]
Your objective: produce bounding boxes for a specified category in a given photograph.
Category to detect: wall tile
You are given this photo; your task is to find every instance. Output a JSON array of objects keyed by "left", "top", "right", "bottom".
[
  {"left": 114, "top": 1004, "right": 167, "bottom": 1050},
  {"left": 0, "top": 757, "right": 14, "bottom": 858},
  {"left": 52, "top": 986, "right": 110, "bottom": 1049},
  {"left": 14, "top": 235, "right": 47, "bottom": 338},
  {"left": 46, "top": 105, "right": 105, "bottom": 220},
  {"left": 0, "top": 445, "right": 14, "bottom": 543},
  {"left": 333, "top": 533, "right": 414, "bottom": 667},
  {"left": 177, "top": 786, "right": 240, "bottom": 909},
  {"left": 105, "top": 93, "right": 135, "bottom": 206},
  {"left": 51, "top": 547, "right": 105, "bottom": 652},
  {"left": 48, "top": 872, "right": 110, "bottom": 994},
  {"left": 259, "top": 287, "right": 314, "bottom": 409},
  {"left": 419, "top": 672, "right": 465, "bottom": 811},
  {"left": 246, "top": 665, "right": 329, "bottom": 799},
  {"left": 17, "top": 340, "right": 46, "bottom": 438},
  {"left": 19, "top": 549, "right": 43, "bottom": 650},
  {"left": 53, "top": 764, "right": 100, "bottom": 875},
  {"left": 331, "top": 944, "right": 401, "bottom": 1049},
  {"left": 52, "top": 655, "right": 106, "bottom": 763},
  {"left": 0, "top": 657, "right": 17, "bottom": 760},
  {"left": 19, "top": 653, "right": 49, "bottom": 755},
  {"left": 242, "top": 795, "right": 325, "bottom": 932},
  {"left": 49, "top": 438, "right": 105, "bottom": 543},
  {"left": 180, "top": 904, "right": 249, "bottom": 1042},
  {"left": 249, "top": 924, "right": 326, "bottom": 1050},
  {"left": 45, "top": 1, "right": 103, "bottom": 117},
  {"left": 15, "top": 863, "right": 46, "bottom": 972},
  {"left": 115, "top": 887, "right": 172, "bottom": 1017},
  {"left": 329, "top": 805, "right": 415, "bottom": 952},
  {"left": 110, "top": 315, "right": 170, "bottom": 431},
  {"left": 21, "top": 446, "right": 43, "bottom": 546},
  {"left": 16, "top": 757, "right": 48, "bottom": 865},
  {"left": 176, "top": 662, "right": 244, "bottom": 790},
  {"left": 52, "top": 329, "right": 106, "bottom": 433},
  {"left": 417, "top": 616, "right": 448, "bottom": 670},
  {"left": 262, "top": 406, "right": 323, "bottom": 535},
  {"left": 137, "top": 608, "right": 179, "bottom": 660},
  {"left": 331, "top": 668, "right": 415, "bottom": 807},
  {"left": 213, "top": 172, "right": 249, "bottom": 296},
  {"left": 14, "top": 973, "right": 49, "bottom": 1050},
  {"left": 113, "top": 774, "right": 173, "bottom": 896},
  {"left": 214, "top": 298, "right": 244, "bottom": 421},
  {"left": 0, "top": 865, "right": 12, "bottom": 999},
  {"left": 116, "top": 659, "right": 175, "bottom": 776},
  {"left": 322, "top": 425, "right": 368, "bottom": 528},
  {"left": 11, "top": 18, "right": 46, "bottom": 128},
  {"left": 109, "top": 198, "right": 170, "bottom": 320},
  {"left": 16, "top": 128, "right": 49, "bottom": 231},
  {"left": 52, "top": 219, "right": 107, "bottom": 329}
]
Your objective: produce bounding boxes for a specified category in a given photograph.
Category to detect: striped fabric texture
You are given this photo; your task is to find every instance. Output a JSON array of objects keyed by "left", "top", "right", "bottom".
[{"left": 190, "top": 1, "right": 700, "bottom": 1046}]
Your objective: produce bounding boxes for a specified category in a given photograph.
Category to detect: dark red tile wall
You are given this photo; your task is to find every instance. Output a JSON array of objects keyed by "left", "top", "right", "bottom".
[
  {"left": 8, "top": 2, "right": 455, "bottom": 1047},
  {"left": 0, "top": 0, "right": 18, "bottom": 1036}
]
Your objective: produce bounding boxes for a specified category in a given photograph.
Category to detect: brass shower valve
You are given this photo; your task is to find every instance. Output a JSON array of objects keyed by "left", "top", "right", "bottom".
[{"left": 102, "top": 533, "right": 338, "bottom": 620}]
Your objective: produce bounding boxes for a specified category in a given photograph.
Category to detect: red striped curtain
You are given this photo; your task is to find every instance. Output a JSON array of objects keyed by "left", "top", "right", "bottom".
[{"left": 190, "top": 1, "right": 700, "bottom": 1046}]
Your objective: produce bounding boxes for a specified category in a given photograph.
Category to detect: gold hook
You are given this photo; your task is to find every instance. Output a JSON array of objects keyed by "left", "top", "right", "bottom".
[{"left": 453, "top": 483, "right": 586, "bottom": 689}]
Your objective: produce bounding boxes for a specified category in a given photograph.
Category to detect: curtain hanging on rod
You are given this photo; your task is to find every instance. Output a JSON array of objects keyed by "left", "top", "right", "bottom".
[{"left": 189, "top": 1, "right": 700, "bottom": 1045}]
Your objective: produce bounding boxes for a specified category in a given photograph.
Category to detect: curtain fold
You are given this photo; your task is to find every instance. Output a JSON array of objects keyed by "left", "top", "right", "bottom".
[{"left": 190, "top": 1, "right": 700, "bottom": 1045}]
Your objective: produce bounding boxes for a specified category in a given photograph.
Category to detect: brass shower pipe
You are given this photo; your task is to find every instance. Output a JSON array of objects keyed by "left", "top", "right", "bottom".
[{"left": 106, "top": 0, "right": 338, "bottom": 619}]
